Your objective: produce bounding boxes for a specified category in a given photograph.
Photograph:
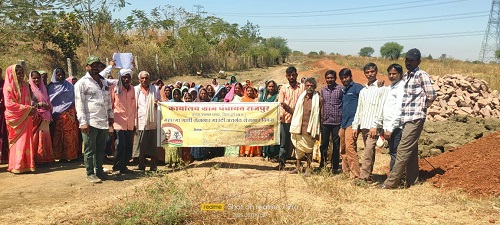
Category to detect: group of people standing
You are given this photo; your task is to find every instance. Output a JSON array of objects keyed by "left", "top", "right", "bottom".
[
  {"left": 277, "top": 48, "right": 436, "bottom": 189},
  {"left": 1, "top": 64, "right": 80, "bottom": 173},
  {"left": 2, "top": 47, "right": 435, "bottom": 189}
]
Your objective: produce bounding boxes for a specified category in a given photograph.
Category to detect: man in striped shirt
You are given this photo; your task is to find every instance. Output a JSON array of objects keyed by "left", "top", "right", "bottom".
[
  {"left": 381, "top": 48, "right": 437, "bottom": 189},
  {"left": 352, "top": 63, "right": 387, "bottom": 183},
  {"left": 277, "top": 66, "right": 304, "bottom": 170}
]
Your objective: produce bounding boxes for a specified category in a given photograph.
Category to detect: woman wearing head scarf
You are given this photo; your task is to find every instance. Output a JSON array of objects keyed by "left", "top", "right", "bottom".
[
  {"left": 183, "top": 92, "right": 193, "bottom": 102},
  {"left": 169, "top": 88, "right": 182, "bottom": 102},
  {"left": 211, "top": 86, "right": 227, "bottom": 102},
  {"left": 160, "top": 86, "right": 172, "bottom": 102},
  {"left": 206, "top": 84, "right": 216, "bottom": 99},
  {"left": 223, "top": 82, "right": 244, "bottom": 103},
  {"left": 195, "top": 87, "right": 211, "bottom": 102},
  {"left": 4, "top": 65, "right": 37, "bottom": 173},
  {"left": 0, "top": 67, "right": 9, "bottom": 163},
  {"left": 163, "top": 88, "right": 183, "bottom": 168},
  {"left": 29, "top": 71, "right": 54, "bottom": 163},
  {"left": 181, "top": 86, "right": 190, "bottom": 101},
  {"left": 239, "top": 85, "right": 262, "bottom": 157},
  {"left": 47, "top": 68, "right": 79, "bottom": 161},
  {"left": 260, "top": 80, "right": 280, "bottom": 160},
  {"left": 223, "top": 82, "right": 244, "bottom": 156},
  {"left": 229, "top": 75, "right": 237, "bottom": 85}
]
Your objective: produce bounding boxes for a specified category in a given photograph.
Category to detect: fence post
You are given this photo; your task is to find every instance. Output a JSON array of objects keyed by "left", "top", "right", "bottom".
[
  {"left": 67, "top": 58, "right": 73, "bottom": 77},
  {"left": 135, "top": 55, "right": 139, "bottom": 71},
  {"left": 156, "top": 54, "right": 161, "bottom": 79}
]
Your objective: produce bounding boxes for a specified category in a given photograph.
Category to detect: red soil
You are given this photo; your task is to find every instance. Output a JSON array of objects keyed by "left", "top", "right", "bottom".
[
  {"left": 419, "top": 131, "right": 500, "bottom": 197},
  {"left": 300, "top": 58, "right": 390, "bottom": 86}
]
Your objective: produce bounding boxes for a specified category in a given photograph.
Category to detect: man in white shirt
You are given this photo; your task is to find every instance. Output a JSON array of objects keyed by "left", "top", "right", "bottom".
[
  {"left": 373, "top": 64, "right": 405, "bottom": 171},
  {"left": 351, "top": 63, "right": 387, "bottom": 183},
  {"left": 74, "top": 55, "right": 114, "bottom": 183},
  {"left": 134, "top": 71, "right": 160, "bottom": 171}
]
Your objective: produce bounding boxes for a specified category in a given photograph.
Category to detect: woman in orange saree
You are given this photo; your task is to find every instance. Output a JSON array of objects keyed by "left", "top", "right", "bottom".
[
  {"left": 239, "top": 85, "right": 262, "bottom": 157},
  {"left": 4, "top": 64, "right": 36, "bottom": 173},
  {"left": 29, "top": 71, "right": 54, "bottom": 163},
  {"left": 47, "top": 68, "right": 78, "bottom": 161}
]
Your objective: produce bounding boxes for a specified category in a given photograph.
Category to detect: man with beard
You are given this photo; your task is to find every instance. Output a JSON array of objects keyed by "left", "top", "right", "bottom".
[
  {"left": 289, "top": 78, "right": 323, "bottom": 176},
  {"left": 74, "top": 55, "right": 114, "bottom": 183},
  {"left": 110, "top": 69, "right": 136, "bottom": 175},
  {"left": 277, "top": 66, "right": 304, "bottom": 170},
  {"left": 381, "top": 48, "right": 436, "bottom": 189}
]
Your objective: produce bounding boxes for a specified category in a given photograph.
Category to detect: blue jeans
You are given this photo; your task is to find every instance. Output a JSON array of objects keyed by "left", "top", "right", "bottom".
[
  {"left": 320, "top": 124, "right": 341, "bottom": 171},
  {"left": 278, "top": 123, "right": 291, "bottom": 167},
  {"left": 82, "top": 126, "right": 108, "bottom": 176},
  {"left": 388, "top": 128, "right": 402, "bottom": 171}
]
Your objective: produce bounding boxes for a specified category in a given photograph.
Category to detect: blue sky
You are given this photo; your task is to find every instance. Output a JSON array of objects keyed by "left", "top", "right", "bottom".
[{"left": 115, "top": 0, "right": 491, "bottom": 61}]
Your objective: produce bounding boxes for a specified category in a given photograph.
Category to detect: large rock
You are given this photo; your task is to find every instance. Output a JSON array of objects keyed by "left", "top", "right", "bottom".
[
  {"left": 477, "top": 99, "right": 490, "bottom": 107},
  {"left": 480, "top": 108, "right": 491, "bottom": 118}
]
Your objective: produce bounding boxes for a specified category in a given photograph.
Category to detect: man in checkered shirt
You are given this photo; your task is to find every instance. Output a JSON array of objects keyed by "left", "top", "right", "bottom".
[{"left": 381, "top": 48, "right": 436, "bottom": 189}]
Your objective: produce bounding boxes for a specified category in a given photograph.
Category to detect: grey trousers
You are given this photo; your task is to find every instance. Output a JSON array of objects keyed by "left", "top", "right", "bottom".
[{"left": 384, "top": 119, "right": 424, "bottom": 188}]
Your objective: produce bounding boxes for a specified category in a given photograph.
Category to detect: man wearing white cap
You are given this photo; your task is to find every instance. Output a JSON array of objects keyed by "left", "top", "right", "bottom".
[{"left": 110, "top": 69, "right": 136, "bottom": 174}]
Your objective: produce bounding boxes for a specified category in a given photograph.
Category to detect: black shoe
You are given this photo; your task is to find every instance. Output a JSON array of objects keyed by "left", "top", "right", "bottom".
[
  {"left": 133, "top": 165, "right": 146, "bottom": 171},
  {"left": 149, "top": 166, "right": 158, "bottom": 172},
  {"left": 97, "top": 173, "right": 115, "bottom": 181}
]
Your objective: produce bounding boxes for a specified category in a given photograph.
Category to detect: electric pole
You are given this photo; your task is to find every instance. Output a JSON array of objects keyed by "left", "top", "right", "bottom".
[{"left": 479, "top": 0, "right": 500, "bottom": 62}]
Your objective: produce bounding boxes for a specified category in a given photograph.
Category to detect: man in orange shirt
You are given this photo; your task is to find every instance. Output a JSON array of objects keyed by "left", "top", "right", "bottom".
[
  {"left": 110, "top": 69, "right": 137, "bottom": 174},
  {"left": 277, "top": 66, "right": 304, "bottom": 170}
]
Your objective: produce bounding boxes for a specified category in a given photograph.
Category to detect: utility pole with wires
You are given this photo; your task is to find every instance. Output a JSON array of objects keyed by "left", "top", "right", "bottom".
[{"left": 479, "top": 0, "right": 500, "bottom": 63}]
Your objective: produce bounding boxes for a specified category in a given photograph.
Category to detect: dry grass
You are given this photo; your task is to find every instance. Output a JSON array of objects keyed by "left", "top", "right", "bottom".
[
  {"left": 330, "top": 55, "right": 500, "bottom": 91},
  {"left": 83, "top": 153, "right": 499, "bottom": 225}
]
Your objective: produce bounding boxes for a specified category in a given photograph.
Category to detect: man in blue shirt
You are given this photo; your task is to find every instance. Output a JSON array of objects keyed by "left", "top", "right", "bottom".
[{"left": 338, "top": 68, "right": 363, "bottom": 178}]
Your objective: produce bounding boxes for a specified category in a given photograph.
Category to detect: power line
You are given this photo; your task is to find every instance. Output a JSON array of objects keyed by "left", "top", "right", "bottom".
[
  {"left": 208, "top": 0, "right": 469, "bottom": 18},
  {"left": 260, "top": 11, "right": 488, "bottom": 29},
  {"left": 287, "top": 31, "right": 483, "bottom": 43},
  {"left": 209, "top": 0, "right": 439, "bottom": 15}
]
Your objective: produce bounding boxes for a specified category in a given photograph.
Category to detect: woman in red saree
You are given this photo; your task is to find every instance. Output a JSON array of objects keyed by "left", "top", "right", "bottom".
[
  {"left": 239, "top": 85, "right": 262, "bottom": 157},
  {"left": 4, "top": 64, "right": 36, "bottom": 173},
  {"left": 47, "top": 68, "right": 78, "bottom": 161},
  {"left": 29, "top": 71, "right": 54, "bottom": 163}
]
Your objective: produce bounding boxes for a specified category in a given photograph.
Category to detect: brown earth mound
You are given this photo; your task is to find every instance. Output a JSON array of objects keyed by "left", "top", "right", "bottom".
[
  {"left": 419, "top": 130, "right": 500, "bottom": 197},
  {"left": 301, "top": 58, "right": 390, "bottom": 86}
]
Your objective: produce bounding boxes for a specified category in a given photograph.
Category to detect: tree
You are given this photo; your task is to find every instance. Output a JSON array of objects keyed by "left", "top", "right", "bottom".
[
  {"left": 359, "top": 47, "right": 374, "bottom": 57},
  {"left": 495, "top": 49, "right": 500, "bottom": 60},
  {"left": 319, "top": 50, "right": 326, "bottom": 56},
  {"left": 36, "top": 11, "right": 83, "bottom": 59},
  {"left": 264, "top": 37, "right": 291, "bottom": 63},
  {"left": 60, "top": 0, "right": 128, "bottom": 52},
  {"left": 439, "top": 54, "right": 447, "bottom": 60},
  {"left": 380, "top": 42, "right": 404, "bottom": 60},
  {"left": 426, "top": 54, "right": 433, "bottom": 60}
]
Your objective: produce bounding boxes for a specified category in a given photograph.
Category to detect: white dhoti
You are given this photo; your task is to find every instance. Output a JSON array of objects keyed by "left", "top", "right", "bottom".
[{"left": 291, "top": 133, "right": 315, "bottom": 159}]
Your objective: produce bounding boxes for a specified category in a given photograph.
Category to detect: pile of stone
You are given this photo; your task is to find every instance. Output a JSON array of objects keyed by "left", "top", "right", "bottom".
[{"left": 426, "top": 74, "right": 500, "bottom": 121}]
